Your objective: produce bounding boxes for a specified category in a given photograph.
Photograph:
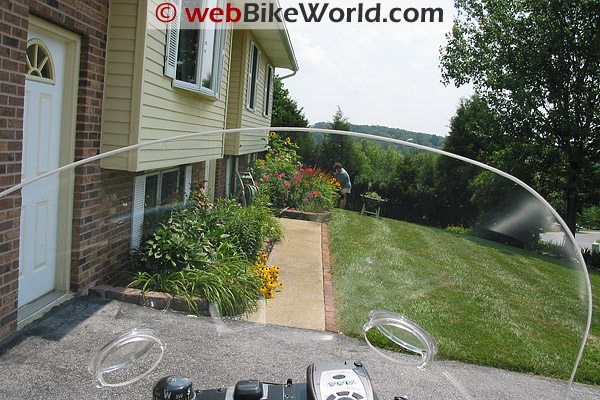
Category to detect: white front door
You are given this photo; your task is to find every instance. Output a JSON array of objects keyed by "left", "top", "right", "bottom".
[{"left": 18, "top": 27, "right": 66, "bottom": 307}]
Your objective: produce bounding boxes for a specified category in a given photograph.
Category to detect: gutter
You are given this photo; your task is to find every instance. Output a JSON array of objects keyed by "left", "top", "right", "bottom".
[{"left": 279, "top": 69, "right": 297, "bottom": 80}]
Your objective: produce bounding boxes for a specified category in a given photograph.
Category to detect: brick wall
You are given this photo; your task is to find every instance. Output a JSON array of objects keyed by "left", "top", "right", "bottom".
[
  {"left": 70, "top": 167, "right": 133, "bottom": 292},
  {"left": 192, "top": 161, "right": 207, "bottom": 193},
  {"left": 214, "top": 158, "right": 228, "bottom": 199},
  {"left": 0, "top": 0, "right": 27, "bottom": 340},
  {"left": 0, "top": 0, "right": 112, "bottom": 340}
]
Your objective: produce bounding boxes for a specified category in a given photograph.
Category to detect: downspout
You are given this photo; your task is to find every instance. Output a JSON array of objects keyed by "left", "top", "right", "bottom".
[
  {"left": 279, "top": 69, "right": 297, "bottom": 80},
  {"left": 277, "top": 19, "right": 298, "bottom": 81}
]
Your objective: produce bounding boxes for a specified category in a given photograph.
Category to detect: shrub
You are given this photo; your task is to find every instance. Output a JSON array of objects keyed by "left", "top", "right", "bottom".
[
  {"left": 445, "top": 226, "right": 472, "bottom": 235},
  {"left": 135, "top": 198, "right": 235, "bottom": 273},
  {"left": 211, "top": 195, "right": 283, "bottom": 258},
  {"left": 130, "top": 257, "right": 261, "bottom": 316},
  {"left": 129, "top": 189, "right": 283, "bottom": 315},
  {"left": 578, "top": 206, "right": 600, "bottom": 229},
  {"left": 528, "top": 240, "right": 567, "bottom": 258},
  {"left": 253, "top": 132, "right": 338, "bottom": 212},
  {"left": 582, "top": 248, "right": 600, "bottom": 271}
]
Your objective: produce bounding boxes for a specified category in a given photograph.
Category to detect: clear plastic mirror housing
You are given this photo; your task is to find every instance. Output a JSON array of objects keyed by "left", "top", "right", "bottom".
[
  {"left": 363, "top": 310, "right": 438, "bottom": 369},
  {"left": 0, "top": 127, "right": 593, "bottom": 399},
  {"left": 88, "top": 328, "right": 165, "bottom": 388}
]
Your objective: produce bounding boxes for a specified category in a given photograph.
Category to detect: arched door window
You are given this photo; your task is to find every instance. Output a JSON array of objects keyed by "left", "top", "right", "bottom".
[{"left": 26, "top": 39, "right": 54, "bottom": 82}]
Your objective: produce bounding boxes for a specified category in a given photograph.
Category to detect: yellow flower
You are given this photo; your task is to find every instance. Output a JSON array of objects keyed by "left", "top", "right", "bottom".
[
  {"left": 285, "top": 137, "right": 291, "bottom": 143},
  {"left": 269, "top": 132, "right": 277, "bottom": 139}
]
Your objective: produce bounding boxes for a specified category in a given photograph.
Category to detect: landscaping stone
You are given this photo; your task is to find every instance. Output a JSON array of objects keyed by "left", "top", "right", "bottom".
[
  {"left": 280, "top": 208, "right": 332, "bottom": 223},
  {"left": 89, "top": 285, "right": 210, "bottom": 316}
]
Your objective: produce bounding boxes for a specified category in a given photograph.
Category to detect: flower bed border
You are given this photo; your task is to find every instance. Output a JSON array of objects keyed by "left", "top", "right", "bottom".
[
  {"left": 89, "top": 285, "right": 211, "bottom": 316},
  {"left": 280, "top": 208, "right": 332, "bottom": 223}
]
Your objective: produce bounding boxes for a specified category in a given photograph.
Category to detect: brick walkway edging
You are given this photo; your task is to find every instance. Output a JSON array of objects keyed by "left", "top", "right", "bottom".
[{"left": 321, "top": 223, "right": 338, "bottom": 332}]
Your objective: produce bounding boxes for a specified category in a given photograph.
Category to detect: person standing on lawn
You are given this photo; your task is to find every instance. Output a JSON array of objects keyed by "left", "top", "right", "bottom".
[{"left": 333, "top": 162, "right": 351, "bottom": 209}]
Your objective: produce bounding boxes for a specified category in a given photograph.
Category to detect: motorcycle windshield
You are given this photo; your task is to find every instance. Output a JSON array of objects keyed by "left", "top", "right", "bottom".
[{"left": 0, "top": 128, "right": 594, "bottom": 399}]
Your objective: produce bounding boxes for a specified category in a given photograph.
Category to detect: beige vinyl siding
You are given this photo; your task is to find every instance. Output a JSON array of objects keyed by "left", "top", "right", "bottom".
[
  {"left": 101, "top": 0, "right": 232, "bottom": 172},
  {"left": 137, "top": 0, "right": 231, "bottom": 171},
  {"left": 100, "top": 0, "right": 140, "bottom": 171},
  {"left": 224, "top": 30, "right": 244, "bottom": 155},
  {"left": 224, "top": 31, "right": 272, "bottom": 156}
]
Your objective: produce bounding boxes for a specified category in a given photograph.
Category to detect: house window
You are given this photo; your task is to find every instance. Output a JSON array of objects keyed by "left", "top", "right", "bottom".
[
  {"left": 246, "top": 42, "right": 260, "bottom": 110},
  {"left": 164, "top": 0, "right": 225, "bottom": 97},
  {"left": 264, "top": 65, "right": 273, "bottom": 116},
  {"left": 131, "top": 168, "right": 186, "bottom": 249},
  {"left": 144, "top": 169, "right": 180, "bottom": 208}
]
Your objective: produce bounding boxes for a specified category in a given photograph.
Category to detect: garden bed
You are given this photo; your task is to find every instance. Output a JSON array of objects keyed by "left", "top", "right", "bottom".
[{"left": 89, "top": 238, "right": 277, "bottom": 316}]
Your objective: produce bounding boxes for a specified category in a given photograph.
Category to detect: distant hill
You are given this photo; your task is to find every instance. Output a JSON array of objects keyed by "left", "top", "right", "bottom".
[{"left": 311, "top": 122, "right": 445, "bottom": 149}]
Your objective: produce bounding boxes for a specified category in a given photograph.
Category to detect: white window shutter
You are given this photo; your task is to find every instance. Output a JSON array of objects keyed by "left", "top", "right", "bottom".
[
  {"left": 225, "top": 158, "right": 232, "bottom": 197},
  {"left": 164, "top": 0, "right": 182, "bottom": 78},
  {"left": 131, "top": 175, "right": 146, "bottom": 249},
  {"left": 204, "top": 160, "right": 211, "bottom": 192},
  {"left": 246, "top": 44, "right": 254, "bottom": 107},
  {"left": 184, "top": 165, "right": 192, "bottom": 203}
]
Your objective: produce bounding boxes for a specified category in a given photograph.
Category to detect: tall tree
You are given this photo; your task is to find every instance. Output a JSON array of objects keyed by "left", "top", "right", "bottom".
[
  {"left": 434, "top": 95, "right": 501, "bottom": 227},
  {"left": 440, "top": 0, "right": 600, "bottom": 233},
  {"left": 270, "top": 77, "right": 316, "bottom": 164},
  {"left": 318, "top": 107, "right": 361, "bottom": 172},
  {"left": 271, "top": 76, "right": 309, "bottom": 128},
  {"left": 329, "top": 106, "right": 351, "bottom": 131}
]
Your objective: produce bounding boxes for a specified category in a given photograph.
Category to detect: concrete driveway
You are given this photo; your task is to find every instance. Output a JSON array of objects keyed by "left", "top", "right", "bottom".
[
  {"left": 540, "top": 231, "right": 600, "bottom": 250},
  {"left": 576, "top": 231, "right": 600, "bottom": 250},
  {"left": 0, "top": 297, "right": 598, "bottom": 400}
]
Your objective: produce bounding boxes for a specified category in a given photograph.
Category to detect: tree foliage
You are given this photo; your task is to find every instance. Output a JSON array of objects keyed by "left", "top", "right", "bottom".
[
  {"left": 440, "top": 0, "right": 600, "bottom": 233},
  {"left": 271, "top": 76, "right": 316, "bottom": 163},
  {"left": 318, "top": 107, "right": 364, "bottom": 173},
  {"left": 271, "top": 76, "right": 309, "bottom": 128}
]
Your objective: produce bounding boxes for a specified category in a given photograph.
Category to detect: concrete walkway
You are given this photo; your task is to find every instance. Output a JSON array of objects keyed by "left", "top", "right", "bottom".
[{"left": 246, "top": 218, "right": 326, "bottom": 330}]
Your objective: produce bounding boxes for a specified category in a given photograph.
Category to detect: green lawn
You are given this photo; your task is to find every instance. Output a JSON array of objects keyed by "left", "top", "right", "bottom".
[{"left": 328, "top": 209, "right": 600, "bottom": 384}]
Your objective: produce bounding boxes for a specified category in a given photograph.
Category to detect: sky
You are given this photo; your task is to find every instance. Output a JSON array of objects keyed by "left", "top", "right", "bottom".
[{"left": 277, "top": 0, "right": 472, "bottom": 136}]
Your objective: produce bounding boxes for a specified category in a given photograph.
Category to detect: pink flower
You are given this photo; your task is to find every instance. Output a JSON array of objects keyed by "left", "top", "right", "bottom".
[
  {"left": 303, "top": 198, "right": 309, "bottom": 203},
  {"left": 278, "top": 172, "right": 285, "bottom": 179},
  {"left": 292, "top": 173, "right": 301, "bottom": 182},
  {"left": 283, "top": 181, "right": 290, "bottom": 188}
]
